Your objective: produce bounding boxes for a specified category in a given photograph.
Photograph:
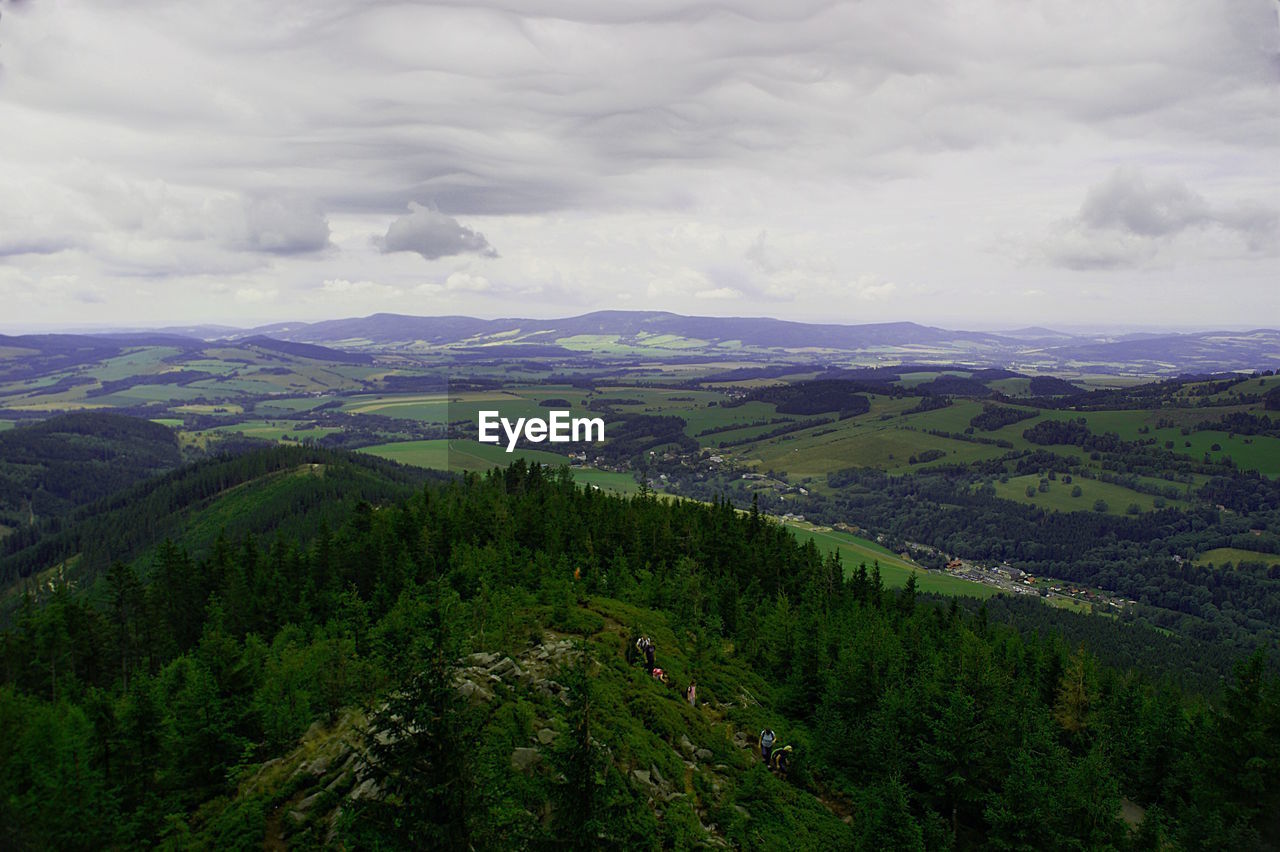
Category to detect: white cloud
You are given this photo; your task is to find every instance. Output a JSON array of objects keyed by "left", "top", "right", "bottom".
[{"left": 694, "top": 287, "right": 742, "bottom": 300}]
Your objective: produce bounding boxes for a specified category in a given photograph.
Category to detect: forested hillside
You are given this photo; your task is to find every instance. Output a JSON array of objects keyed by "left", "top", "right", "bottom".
[
  {"left": 0, "top": 412, "right": 182, "bottom": 525},
  {"left": 0, "top": 445, "right": 437, "bottom": 591},
  {"left": 2, "top": 461, "right": 1276, "bottom": 849}
]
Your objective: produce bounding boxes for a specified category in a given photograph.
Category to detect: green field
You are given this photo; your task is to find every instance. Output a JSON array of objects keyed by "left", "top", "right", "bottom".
[
  {"left": 253, "top": 396, "right": 337, "bottom": 414},
  {"left": 0, "top": 421, "right": 13, "bottom": 432},
  {"left": 743, "top": 420, "right": 1006, "bottom": 478},
  {"left": 358, "top": 438, "right": 568, "bottom": 472},
  {"left": 82, "top": 347, "right": 184, "bottom": 381},
  {"left": 781, "top": 522, "right": 996, "bottom": 598},
  {"left": 1194, "top": 548, "right": 1280, "bottom": 568},
  {"left": 357, "top": 438, "right": 640, "bottom": 492},
  {"left": 210, "top": 420, "right": 348, "bottom": 442},
  {"left": 989, "top": 474, "right": 1179, "bottom": 514}
]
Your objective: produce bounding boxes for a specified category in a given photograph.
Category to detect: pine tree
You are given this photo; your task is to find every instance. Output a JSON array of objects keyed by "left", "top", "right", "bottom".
[
  {"left": 353, "top": 581, "right": 472, "bottom": 850},
  {"left": 554, "top": 644, "right": 610, "bottom": 849},
  {"left": 1053, "top": 647, "right": 1097, "bottom": 742}
]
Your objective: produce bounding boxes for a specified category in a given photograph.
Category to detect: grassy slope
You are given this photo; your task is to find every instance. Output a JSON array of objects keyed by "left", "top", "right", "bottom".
[
  {"left": 1194, "top": 547, "right": 1280, "bottom": 568},
  {"left": 988, "top": 474, "right": 1183, "bottom": 515},
  {"left": 784, "top": 523, "right": 997, "bottom": 598},
  {"left": 357, "top": 439, "right": 641, "bottom": 494},
  {"left": 200, "top": 595, "right": 854, "bottom": 849}
]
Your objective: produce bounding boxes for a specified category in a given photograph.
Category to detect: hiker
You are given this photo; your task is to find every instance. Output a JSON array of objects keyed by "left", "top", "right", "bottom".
[
  {"left": 770, "top": 745, "right": 793, "bottom": 778},
  {"left": 759, "top": 728, "right": 776, "bottom": 764},
  {"left": 651, "top": 667, "right": 668, "bottom": 684},
  {"left": 686, "top": 678, "right": 697, "bottom": 707},
  {"left": 636, "top": 636, "right": 656, "bottom": 672}
]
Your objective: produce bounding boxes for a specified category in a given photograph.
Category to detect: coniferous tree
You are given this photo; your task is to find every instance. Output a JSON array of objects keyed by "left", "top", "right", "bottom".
[{"left": 352, "top": 581, "right": 473, "bottom": 850}]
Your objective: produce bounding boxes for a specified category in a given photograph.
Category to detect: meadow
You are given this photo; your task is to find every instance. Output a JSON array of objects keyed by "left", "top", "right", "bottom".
[
  {"left": 1193, "top": 547, "right": 1280, "bottom": 568},
  {"left": 780, "top": 521, "right": 997, "bottom": 598},
  {"left": 987, "top": 473, "right": 1182, "bottom": 515}
]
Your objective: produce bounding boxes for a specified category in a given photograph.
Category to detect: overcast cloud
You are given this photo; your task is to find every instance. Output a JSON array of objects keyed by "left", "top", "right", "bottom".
[{"left": 0, "top": 0, "right": 1276, "bottom": 329}]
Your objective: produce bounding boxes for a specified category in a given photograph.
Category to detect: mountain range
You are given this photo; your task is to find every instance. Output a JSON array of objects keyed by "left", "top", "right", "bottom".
[{"left": 16, "top": 311, "right": 1280, "bottom": 374}]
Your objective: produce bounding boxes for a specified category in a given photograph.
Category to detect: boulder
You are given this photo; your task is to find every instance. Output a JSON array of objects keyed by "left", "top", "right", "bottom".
[
  {"left": 537, "top": 728, "right": 559, "bottom": 745},
  {"left": 457, "top": 680, "right": 492, "bottom": 702},
  {"left": 348, "top": 778, "right": 378, "bottom": 802},
  {"left": 695, "top": 748, "right": 713, "bottom": 762},
  {"left": 511, "top": 747, "right": 541, "bottom": 772},
  {"left": 631, "top": 769, "right": 652, "bottom": 786},
  {"left": 466, "top": 651, "right": 500, "bottom": 667},
  {"left": 680, "top": 734, "right": 695, "bottom": 756}
]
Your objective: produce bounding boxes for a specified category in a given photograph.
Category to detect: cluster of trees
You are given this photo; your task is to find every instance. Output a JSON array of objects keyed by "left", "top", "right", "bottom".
[
  {"left": 739, "top": 380, "right": 873, "bottom": 417},
  {"left": 1194, "top": 411, "right": 1280, "bottom": 438},
  {"left": 1, "top": 460, "right": 1277, "bottom": 847},
  {"left": 969, "top": 404, "right": 1038, "bottom": 432}
]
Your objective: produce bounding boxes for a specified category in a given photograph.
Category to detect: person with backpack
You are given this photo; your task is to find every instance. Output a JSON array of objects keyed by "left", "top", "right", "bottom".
[
  {"left": 759, "top": 728, "right": 775, "bottom": 764},
  {"left": 636, "top": 635, "right": 656, "bottom": 673},
  {"left": 770, "top": 744, "right": 793, "bottom": 778}
]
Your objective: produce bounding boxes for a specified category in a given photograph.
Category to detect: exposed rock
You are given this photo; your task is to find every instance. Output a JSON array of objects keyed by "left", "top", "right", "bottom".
[
  {"left": 325, "top": 771, "right": 353, "bottom": 794},
  {"left": 631, "top": 769, "right": 652, "bottom": 786},
  {"left": 536, "top": 728, "right": 559, "bottom": 745},
  {"left": 491, "top": 657, "right": 523, "bottom": 679},
  {"left": 296, "top": 790, "right": 326, "bottom": 813},
  {"left": 733, "top": 804, "right": 750, "bottom": 818},
  {"left": 457, "top": 679, "right": 493, "bottom": 702},
  {"left": 466, "top": 651, "right": 499, "bottom": 667},
  {"left": 680, "top": 734, "right": 695, "bottom": 755},
  {"left": 348, "top": 778, "right": 378, "bottom": 802},
  {"left": 649, "top": 764, "right": 666, "bottom": 788},
  {"left": 306, "top": 754, "right": 334, "bottom": 777},
  {"left": 695, "top": 748, "right": 713, "bottom": 762},
  {"left": 511, "top": 747, "right": 541, "bottom": 772}
]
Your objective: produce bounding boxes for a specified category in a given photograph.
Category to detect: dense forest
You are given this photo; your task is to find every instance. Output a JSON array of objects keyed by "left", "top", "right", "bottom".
[
  {"left": 2, "top": 459, "right": 1277, "bottom": 848},
  {"left": 0, "top": 413, "right": 183, "bottom": 524}
]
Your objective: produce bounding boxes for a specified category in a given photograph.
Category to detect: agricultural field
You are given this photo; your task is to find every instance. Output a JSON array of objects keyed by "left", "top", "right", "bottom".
[
  {"left": 773, "top": 522, "right": 994, "bottom": 597},
  {"left": 80, "top": 347, "right": 186, "bottom": 381},
  {"left": 986, "top": 473, "right": 1181, "bottom": 515},
  {"left": 357, "top": 438, "right": 570, "bottom": 473},
  {"left": 1193, "top": 548, "right": 1280, "bottom": 568},
  {"left": 208, "top": 420, "right": 348, "bottom": 442},
  {"left": 742, "top": 421, "right": 1006, "bottom": 479}
]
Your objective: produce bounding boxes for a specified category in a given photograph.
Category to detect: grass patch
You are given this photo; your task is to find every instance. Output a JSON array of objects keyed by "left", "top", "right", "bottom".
[
  {"left": 1193, "top": 547, "right": 1280, "bottom": 568},
  {"left": 781, "top": 522, "right": 996, "bottom": 598},
  {"left": 988, "top": 474, "right": 1179, "bottom": 514}
]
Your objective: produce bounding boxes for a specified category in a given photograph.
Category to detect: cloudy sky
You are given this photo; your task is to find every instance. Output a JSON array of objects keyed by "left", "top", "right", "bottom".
[{"left": 1, "top": 0, "right": 1276, "bottom": 331}]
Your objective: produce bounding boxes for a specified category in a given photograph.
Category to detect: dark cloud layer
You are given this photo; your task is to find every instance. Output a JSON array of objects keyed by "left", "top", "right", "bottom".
[
  {"left": 1044, "top": 167, "right": 1278, "bottom": 270},
  {"left": 376, "top": 204, "right": 498, "bottom": 260}
]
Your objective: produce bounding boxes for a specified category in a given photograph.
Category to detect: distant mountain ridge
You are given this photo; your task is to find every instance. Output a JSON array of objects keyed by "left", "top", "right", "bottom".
[
  {"left": 197, "top": 310, "right": 1008, "bottom": 350},
  {"left": 11, "top": 311, "right": 1279, "bottom": 374}
]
